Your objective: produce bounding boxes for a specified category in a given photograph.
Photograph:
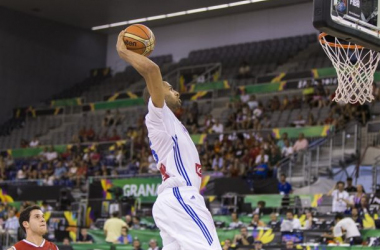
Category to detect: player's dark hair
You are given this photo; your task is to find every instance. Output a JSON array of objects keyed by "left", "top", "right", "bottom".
[
  {"left": 19, "top": 205, "right": 41, "bottom": 233},
  {"left": 335, "top": 213, "right": 344, "bottom": 221},
  {"left": 143, "top": 87, "right": 150, "bottom": 105}
]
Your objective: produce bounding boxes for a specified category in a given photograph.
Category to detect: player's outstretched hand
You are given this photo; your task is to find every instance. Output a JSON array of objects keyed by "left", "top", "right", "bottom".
[{"left": 116, "top": 30, "right": 128, "bottom": 59}]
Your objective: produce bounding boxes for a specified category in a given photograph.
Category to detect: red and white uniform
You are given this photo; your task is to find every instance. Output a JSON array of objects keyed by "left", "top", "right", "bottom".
[
  {"left": 146, "top": 99, "right": 221, "bottom": 250},
  {"left": 11, "top": 239, "right": 59, "bottom": 250}
]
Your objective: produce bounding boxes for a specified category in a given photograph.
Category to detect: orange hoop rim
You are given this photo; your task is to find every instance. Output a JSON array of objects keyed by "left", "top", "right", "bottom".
[{"left": 319, "top": 32, "right": 364, "bottom": 49}]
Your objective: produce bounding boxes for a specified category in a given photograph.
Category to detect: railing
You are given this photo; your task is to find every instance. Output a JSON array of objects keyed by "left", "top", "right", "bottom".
[
  {"left": 290, "top": 122, "right": 361, "bottom": 187},
  {"left": 372, "top": 156, "right": 380, "bottom": 192}
]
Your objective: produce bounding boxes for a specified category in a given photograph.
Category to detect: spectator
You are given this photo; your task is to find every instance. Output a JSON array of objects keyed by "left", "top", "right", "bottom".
[
  {"left": 277, "top": 133, "right": 289, "bottom": 150},
  {"left": 229, "top": 212, "right": 244, "bottom": 229},
  {"left": 269, "top": 146, "right": 281, "bottom": 177},
  {"left": 212, "top": 154, "right": 224, "bottom": 172},
  {"left": 189, "top": 102, "right": 199, "bottom": 124},
  {"left": 29, "top": 136, "right": 40, "bottom": 148},
  {"left": 77, "top": 228, "right": 94, "bottom": 243},
  {"left": 132, "top": 239, "right": 143, "bottom": 250},
  {"left": 46, "top": 146, "right": 58, "bottom": 162},
  {"left": 351, "top": 208, "right": 363, "bottom": 229},
  {"left": 20, "top": 139, "right": 29, "bottom": 148},
  {"left": 345, "top": 177, "right": 357, "bottom": 192},
  {"left": 40, "top": 201, "right": 53, "bottom": 213},
  {"left": 278, "top": 174, "right": 292, "bottom": 195},
  {"left": 306, "top": 113, "right": 316, "bottom": 126},
  {"left": 86, "top": 127, "right": 96, "bottom": 141},
  {"left": 211, "top": 119, "right": 224, "bottom": 134},
  {"left": 147, "top": 238, "right": 161, "bottom": 250},
  {"left": 249, "top": 213, "right": 266, "bottom": 228},
  {"left": 248, "top": 95, "right": 258, "bottom": 110},
  {"left": 114, "top": 109, "right": 124, "bottom": 126},
  {"left": 4, "top": 209, "right": 19, "bottom": 241},
  {"left": 284, "top": 241, "right": 295, "bottom": 250},
  {"left": 281, "top": 140, "right": 294, "bottom": 158},
  {"left": 358, "top": 196, "right": 370, "bottom": 216},
  {"left": 304, "top": 211, "right": 315, "bottom": 230},
  {"left": 132, "top": 216, "right": 141, "bottom": 229},
  {"left": 254, "top": 161, "right": 269, "bottom": 179},
  {"left": 125, "top": 215, "right": 133, "bottom": 228},
  {"left": 255, "top": 149, "right": 269, "bottom": 165},
  {"left": 104, "top": 211, "right": 127, "bottom": 243},
  {"left": 103, "top": 110, "right": 114, "bottom": 127},
  {"left": 322, "top": 213, "right": 362, "bottom": 245},
  {"left": 60, "top": 237, "right": 74, "bottom": 250},
  {"left": 233, "top": 226, "right": 254, "bottom": 246},
  {"left": 117, "top": 226, "right": 132, "bottom": 245},
  {"left": 281, "top": 95, "right": 290, "bottom": 111},
  {"left": 268, "top": 213, "right": 280, "bottom": 229},
  {"left": 292, "top": 133, "right": 308, "bottom": 152},
  {"left": 222, "top": 239, "right": 234, "bottom": 250},
  {"left": 350, "top": 184, "right": 366, "bottom": 208},
  {"left": 280, "top": 211, "right": 301, "bottom": 231},
  {"left": 254, "top": 240, "right": 265, "bottom": 250},
  {"left": 237, "top": 61, "right": 252, "bottom": 79},
  {"left": 327, "top": 181, "right": 351, "bottom": 213},
  {"left": 252, "top": 201, "right": 266, "bottom": 215},
  {"left": 240, "top": 89, "right": 250, "bottom": 103}
]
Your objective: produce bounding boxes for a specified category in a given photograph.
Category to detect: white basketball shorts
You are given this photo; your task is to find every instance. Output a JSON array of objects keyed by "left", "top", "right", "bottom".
[{"left": 153, "top": 186, "right": 222, "bottom": 250}]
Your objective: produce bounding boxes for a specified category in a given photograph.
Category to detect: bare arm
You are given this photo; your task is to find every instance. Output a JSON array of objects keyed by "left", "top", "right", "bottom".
[
  {"left": 327, "top": 185, "right": 336, "bottom": 196},
  {"left": 116, "top": 30, "right": 165, "bottom": 108}
]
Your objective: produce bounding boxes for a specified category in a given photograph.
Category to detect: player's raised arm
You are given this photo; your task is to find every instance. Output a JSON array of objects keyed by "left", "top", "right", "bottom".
[{"left": 116, "top": 30, "right": 164, "bottom": 108}]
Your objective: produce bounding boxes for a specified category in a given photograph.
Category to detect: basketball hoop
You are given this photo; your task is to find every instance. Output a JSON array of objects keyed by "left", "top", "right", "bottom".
[{"left": 319, "top": 32, "right": 380, "bottom": 104}]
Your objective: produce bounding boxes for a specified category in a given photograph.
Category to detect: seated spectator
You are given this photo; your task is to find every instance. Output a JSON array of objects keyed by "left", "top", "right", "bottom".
[
  {"left": 255, "top": 149, "right": 269, "bottom": 165},
  {"left": 60, "top": 237, "right": 74, "bottom": 250},
  {"left": 277, "top": 133, "right": 290, "bottom": 151},
  {"left": 132, "top": 216, "right": 141, "bottom": 229},
  {"left": 249, "top": 213, "right": 266, "bottom": 228},
  {"left": 281, "top": 95, "right": 290, "bottom": 111},
  {"left": 222, "top": 238, "right": 234, "bottom": 250},
  {"left": 86, "top": 127, "right": 96, "bottom": 141},
  {"left": 147, "top": 239, "right": 161, "bottom": 250},
  {"left": 229, "top": 212, "right": 244, "bottom": 229},
  {"left": 211, "top": 119, "right": 224, "bottom": 134},
  {"left": 125, "top": 215, "right": 133, "bottom": 228},
  {"left": 77, "top": 228, "right": 94, "bottom": 243},
  {"left": 189, "top": 102, "right": 199, "bottom": 124},
  {"left": 351, "top": 184, "right": 366, "bottom": 208},
  {"left": 252, "top": 201, "right": 266, "bottom": 215},
  {"left": 278, "top": 174, "right": 292, "bottom": 195},
  {"left": 240, "top": 89, "right": 250, "bottom": 103},
  {"left": 41, "top": 201, "right": 53, "bottom": 213},
  {"left": 292, "top": 115, "right": 306, "bottom": 128},
  {"left": 293, "top": 133, "right": 308, "bottom": 152},
  {"left": 212, "top": 154, "right": 224, "bottom": 172},
  {"left": 237, "top": 61, "right": 252, "bottom": 79},
  {"left": 114, "top": 109, "right": 124, "bottom": 126},
  {"left": 345, "top": 177, "right": 357, "bottom": 193},
  {"left": 322, "top": 213, "right": 362, "bottom": 245},
  {"left": 233, "top": 226, "right": 254, "bottom": 246},
  {"left": 280, "top": 211, "right": 301, "bottom": 231},
  {"left": 117, "top": 226, "right": 132, "bottom": 244},
  {"left": 186, "top": 113, "right": 198, "bottom": 129},
  {"left": 304, "top": 211, "right": 316, "bottom": 230},
  {"left": 284, "top": 241, "right": 295, "bottom": 250},
  {"left": 270, "top": 96, "right": 281, "bottom": 112},
  {"left": 269, "top": 146, "right": 281, "bottom": 177},
  {"left": 252, "top": 103, "right": 264, "bottom": 121},
  {"left": 20, "top": 139, "right": 29, "bottom": 148},
  {"left": 79, "top": 126, "right": 87, "bottom": 142},
  {"left": 327, "top": 181, "right": 351, "bottom": 213},
  {"left": 46, "top": 146, "right": 58, "bottom": 162},
  {"left": 109, "top": 129, "right": 121, "bottom": 141},
  {"left": 29, "top": 136, "right": 40, "bottom": 148},
  {"left": 248, "top": 95, "right": 258, "bottom": 110},
  {"left": 132, "top": 239, "right": 143, "bottom": 250},
  {"left": 268, "top": 213, "right": 280, "bottom": 229},
  {"left": 306, "top": 113, "right": 316, "bottom": 126},
  {"left": 290, "top": 95, "right": 301, "bottom": 109},
  {"left": 351, "top": 208, "right": 363, "bottom": 229},
  {"left": 358, "top": 196, "right": 370, "bottom": 216},
  {"left": 103, "top": 110, "right": 114, "bottom": 127}
]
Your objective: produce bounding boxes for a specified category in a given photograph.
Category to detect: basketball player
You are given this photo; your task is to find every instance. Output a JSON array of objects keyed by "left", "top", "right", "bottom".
[
  {"left": 116, "top": 31, "right": 221, "bottom": 250},
  {"left": 7, "top": 205, "right": 59, "bottom": 250}
]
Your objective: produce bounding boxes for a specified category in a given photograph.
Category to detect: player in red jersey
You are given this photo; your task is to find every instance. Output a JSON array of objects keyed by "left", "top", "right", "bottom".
[{"left": 7, "top": 205, "right": 59, "bottom": 250}]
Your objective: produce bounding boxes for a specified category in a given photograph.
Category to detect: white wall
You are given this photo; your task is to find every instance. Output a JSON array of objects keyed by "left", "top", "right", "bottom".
[{"left": 106, "top": 2, "right": 316, "bottom": 73}]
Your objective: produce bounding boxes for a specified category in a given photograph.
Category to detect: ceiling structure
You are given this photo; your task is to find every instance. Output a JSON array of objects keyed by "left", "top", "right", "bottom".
[{"left": 0, "top": 0, "right": 311, "bottom": 33}]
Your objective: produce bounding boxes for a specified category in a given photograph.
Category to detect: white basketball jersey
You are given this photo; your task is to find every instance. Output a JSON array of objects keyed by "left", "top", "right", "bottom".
[{"left": 145, "top": 98, "right": 202, "bottom": 190}]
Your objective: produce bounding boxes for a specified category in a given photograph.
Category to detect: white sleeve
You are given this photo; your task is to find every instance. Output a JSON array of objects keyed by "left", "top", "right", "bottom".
[
  {"left": 145, "top": 98, "right": 175, "bottom": 135},
  {"left": 333, "top": 222, "right": 343, "bottom": 237},
  {"left": 332, "top": 190, "right": 337, "bottom": 198}
]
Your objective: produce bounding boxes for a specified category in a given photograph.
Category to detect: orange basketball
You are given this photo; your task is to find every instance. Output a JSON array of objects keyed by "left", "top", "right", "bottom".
[{"left": 123, "top": 24, "right": 155, "bottom": 57}]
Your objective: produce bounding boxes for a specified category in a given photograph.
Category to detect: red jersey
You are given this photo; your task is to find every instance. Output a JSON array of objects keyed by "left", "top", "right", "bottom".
[{"left": 11, "top": 239, "right": 59, "bottom": 250}]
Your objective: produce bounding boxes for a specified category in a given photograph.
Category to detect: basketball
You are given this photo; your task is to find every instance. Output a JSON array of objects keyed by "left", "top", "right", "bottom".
[{"left": 123, "top": 24, "right": 155, "bottom": 57}]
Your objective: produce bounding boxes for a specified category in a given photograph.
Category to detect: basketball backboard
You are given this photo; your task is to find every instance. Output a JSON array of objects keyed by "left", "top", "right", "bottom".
[{"left": 313, "top": 0, "right": 380, "bottom": 51}]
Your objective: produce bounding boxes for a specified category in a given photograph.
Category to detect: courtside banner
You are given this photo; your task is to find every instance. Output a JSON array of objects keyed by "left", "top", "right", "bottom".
[{"left": 89, "top": 177, "right": 162, "bottom": 203}]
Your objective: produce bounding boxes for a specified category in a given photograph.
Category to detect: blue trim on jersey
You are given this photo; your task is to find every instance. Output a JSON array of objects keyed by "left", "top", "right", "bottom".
[
  {"left": 173, "top": 187, "right": 213, "bottom": 245},
  {"left": 172, "top": 136, "right": 192, "bottom": 186}
]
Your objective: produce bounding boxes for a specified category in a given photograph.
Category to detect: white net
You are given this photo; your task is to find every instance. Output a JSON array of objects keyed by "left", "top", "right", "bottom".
[{"left": 319, "top": 33, "right": 380, "bottom": 104}]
